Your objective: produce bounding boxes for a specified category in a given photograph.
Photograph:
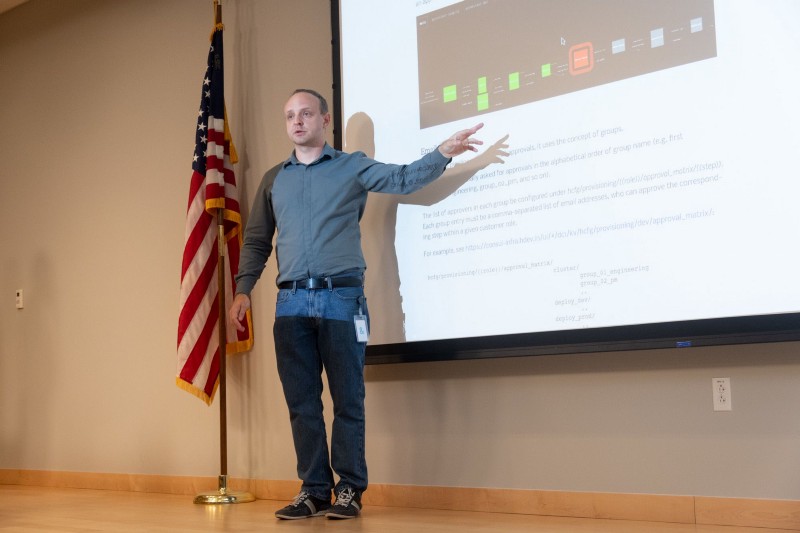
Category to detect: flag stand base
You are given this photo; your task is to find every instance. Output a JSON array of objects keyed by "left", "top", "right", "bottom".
[{"left": 194, "top": 475, "right": 255, "bottom": 504}]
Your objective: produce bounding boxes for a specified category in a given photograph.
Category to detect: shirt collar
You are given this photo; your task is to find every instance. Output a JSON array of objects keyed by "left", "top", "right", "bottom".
[{"left": 284, "top": 143, "right": 336, "bottom": 167}]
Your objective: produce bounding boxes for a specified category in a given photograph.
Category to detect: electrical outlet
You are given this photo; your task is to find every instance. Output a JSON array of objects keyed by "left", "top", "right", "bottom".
[
  {"left": 16, "top": 289, "right": 23, "bottom": 309},
  {"left": 712, "top": 377, "right": 732, "bottom": 411}
]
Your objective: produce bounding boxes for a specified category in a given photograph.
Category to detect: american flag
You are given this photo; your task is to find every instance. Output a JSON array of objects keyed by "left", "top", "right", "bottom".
[{"left": 177, "top": 24, "right": 253, "bottom": 405}]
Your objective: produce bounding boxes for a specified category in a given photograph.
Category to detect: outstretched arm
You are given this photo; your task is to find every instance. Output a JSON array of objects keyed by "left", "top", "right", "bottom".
[{"left": 437, "top": 122, "right": 484, "bottom": 158}]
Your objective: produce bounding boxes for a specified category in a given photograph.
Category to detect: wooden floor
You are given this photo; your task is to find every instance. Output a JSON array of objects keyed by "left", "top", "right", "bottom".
[{"left": 0, "top": 485, "right": 792, "bottom": 533}]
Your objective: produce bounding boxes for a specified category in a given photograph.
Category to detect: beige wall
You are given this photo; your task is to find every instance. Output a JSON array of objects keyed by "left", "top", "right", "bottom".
[{"left": 1, "top": 0, "right": 799, "bottom": 501}]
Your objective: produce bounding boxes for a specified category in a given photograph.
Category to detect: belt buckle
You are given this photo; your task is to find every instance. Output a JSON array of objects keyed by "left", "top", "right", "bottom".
[{"left": 306, "top": 277, "right": 327, "bottom": 290}]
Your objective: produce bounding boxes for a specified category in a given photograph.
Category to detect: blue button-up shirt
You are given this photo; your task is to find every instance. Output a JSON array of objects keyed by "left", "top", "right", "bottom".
[{"left": 235, "top": 144, "right": 451, "bottom": 294}]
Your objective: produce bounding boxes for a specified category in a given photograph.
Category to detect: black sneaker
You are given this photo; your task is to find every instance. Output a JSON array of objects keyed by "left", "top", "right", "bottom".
[
  {"left": 274, "top": 491, "right": 331, "bottom": 520},
  {"left": 326, "top": 486, "right": 362, "bottom": 519}
]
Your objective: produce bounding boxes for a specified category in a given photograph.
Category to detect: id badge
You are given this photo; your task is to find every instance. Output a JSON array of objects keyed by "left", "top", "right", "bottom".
[{"left": 354, "top": 314, "right": 369, "bottom": 343}]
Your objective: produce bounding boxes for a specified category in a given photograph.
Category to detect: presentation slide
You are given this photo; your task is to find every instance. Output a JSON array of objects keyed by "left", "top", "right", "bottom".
[{"left": 339, "top": 0, "right": 800, "bottom": 352}]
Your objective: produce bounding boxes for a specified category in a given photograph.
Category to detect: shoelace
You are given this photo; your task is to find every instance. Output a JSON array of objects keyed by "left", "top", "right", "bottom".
[
  {"left": 334, "top": 487, "right": 354, "bottom": 507},
  {"left": 291, "top": 491, "right": 310, "bottom": 507}
]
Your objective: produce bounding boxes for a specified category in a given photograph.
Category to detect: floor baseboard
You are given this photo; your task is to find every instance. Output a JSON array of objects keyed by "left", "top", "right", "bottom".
[{"left": 1, "top": 469, "right": 797, "bottom": 530}]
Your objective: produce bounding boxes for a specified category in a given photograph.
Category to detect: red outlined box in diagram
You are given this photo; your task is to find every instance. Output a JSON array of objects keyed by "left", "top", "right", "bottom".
[{"left": 569, "top": 42, "right": 594, "bottom": 75}]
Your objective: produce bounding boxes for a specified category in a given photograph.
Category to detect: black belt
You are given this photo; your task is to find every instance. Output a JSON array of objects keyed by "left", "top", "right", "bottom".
[{"left": 278, "top": 276, "right": 363, "bottom": 290}]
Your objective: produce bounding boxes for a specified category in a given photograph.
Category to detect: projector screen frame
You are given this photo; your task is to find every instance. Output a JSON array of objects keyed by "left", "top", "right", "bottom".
[{"left": 330, "top": 0, "right": 800, "bottom": 366}]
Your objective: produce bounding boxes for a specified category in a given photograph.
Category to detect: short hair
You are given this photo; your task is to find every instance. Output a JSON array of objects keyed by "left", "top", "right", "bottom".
[{"left": 291, "top": 88, "right": 329, "bottom": 115}]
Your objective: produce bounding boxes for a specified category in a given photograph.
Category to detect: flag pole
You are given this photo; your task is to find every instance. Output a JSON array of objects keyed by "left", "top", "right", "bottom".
[{"left": 193, "top": 0, "right": 254, "bottom": 505}]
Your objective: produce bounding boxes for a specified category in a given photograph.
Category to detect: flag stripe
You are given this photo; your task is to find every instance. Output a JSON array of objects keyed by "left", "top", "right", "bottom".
[
  {"left": 179, "top": 293, "right": 219, "bottom": 383},
  {"left": 180, "top": 203, "right": 214, "bottom": 283},
  {"left": 178, "top": 235, "right": 218, "bottom": 347}
]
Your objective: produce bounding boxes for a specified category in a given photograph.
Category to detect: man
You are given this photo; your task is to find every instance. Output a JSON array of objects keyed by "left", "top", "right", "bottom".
[{"left": 230, "top": 88, "right": 482, "bottom": 520}]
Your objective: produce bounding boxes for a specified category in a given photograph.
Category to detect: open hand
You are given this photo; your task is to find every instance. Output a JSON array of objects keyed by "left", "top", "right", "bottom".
[{"left": 438, "top": 123, "right": 484, "bottom": 158}]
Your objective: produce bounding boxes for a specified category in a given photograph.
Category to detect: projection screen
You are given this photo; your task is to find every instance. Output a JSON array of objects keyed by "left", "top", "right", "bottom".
[{"left": 333, "top": 0, "right": 800, "bottom": 364}]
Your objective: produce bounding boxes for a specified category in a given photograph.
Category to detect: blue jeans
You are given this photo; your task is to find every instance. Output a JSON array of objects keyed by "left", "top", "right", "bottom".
[{"left": 273, "top": 285, "right": 369, "bottom": 500}]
